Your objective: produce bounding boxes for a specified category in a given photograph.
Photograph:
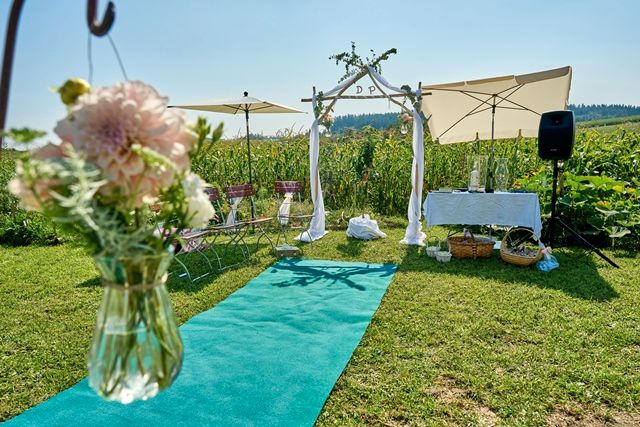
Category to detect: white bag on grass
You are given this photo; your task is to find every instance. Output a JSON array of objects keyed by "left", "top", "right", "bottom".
[{"left": 346, "top": 214, "right": 387, "bottom": 240}]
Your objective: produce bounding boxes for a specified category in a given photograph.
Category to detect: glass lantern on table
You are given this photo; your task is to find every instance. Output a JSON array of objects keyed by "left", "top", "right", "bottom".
[
  {"left": 494, "top": 158, "right": 509, "bottom": 192},
  {"left": 467, "top": 155, "right": 487, "bottom": 192}
]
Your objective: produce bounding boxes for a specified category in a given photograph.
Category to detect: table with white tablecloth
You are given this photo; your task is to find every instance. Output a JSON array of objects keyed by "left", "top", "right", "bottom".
[{"left": 423, "top": 192, "right": 544, "bottom": 239}]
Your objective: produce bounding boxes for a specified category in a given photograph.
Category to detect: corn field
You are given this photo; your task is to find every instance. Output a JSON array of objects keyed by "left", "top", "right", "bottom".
[
  {"left": 1, "top": 125, "right": 638, "bottom": 247},
  {"left": 193, "top": 126, "right": 639, "bottom": 216}
]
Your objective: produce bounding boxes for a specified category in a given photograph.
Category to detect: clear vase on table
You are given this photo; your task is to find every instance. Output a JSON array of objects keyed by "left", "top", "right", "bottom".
[
  {"left": 494, "top": 158, "right": 509, "bottom": 192},
  {"left": 468, "top": 155, "right": 487, "bottom": 192}
]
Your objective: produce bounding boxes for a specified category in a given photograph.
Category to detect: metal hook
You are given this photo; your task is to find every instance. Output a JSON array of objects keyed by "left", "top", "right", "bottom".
[{"left": 87, "top": 0, "right": 115, "bottom": 37}]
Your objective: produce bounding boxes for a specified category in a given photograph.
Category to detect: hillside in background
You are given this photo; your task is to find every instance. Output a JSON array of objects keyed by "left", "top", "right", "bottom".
[
  {"left": 571, "top": 104, "right": 640, "bottom": 121},
  {"left": 331, "top": 104, "right": 640, "bottom": 133}
]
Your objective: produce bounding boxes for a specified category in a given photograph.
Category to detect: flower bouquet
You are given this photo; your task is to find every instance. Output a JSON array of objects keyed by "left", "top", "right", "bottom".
[{"left": 9, "top": 79, "right": 218, "bottom": 403}]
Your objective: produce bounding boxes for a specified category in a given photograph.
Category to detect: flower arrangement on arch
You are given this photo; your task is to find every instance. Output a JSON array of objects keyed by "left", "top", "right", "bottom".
[
  {"left": 9, "top": 79, "right": 217, "bottom": 258},
  {"left": 399, "top": 112, "right": 413, "bottom": 124}
]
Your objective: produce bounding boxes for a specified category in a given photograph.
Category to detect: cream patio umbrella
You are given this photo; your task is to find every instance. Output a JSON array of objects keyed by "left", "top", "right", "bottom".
[
  {"left": 421, "top": 66, "right": 572, "bottom": 188},
  {"left": 171, "top": 92, "right": 305, "bottom": 186}
]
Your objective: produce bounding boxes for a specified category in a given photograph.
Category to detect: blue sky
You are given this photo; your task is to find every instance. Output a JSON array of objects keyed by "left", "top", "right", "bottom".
[{"left": 2, "top": 0, "right": 639, "bottom": 146}]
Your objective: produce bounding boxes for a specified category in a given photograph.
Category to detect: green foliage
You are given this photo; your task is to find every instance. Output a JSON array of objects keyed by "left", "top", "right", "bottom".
[
  {"left": 514, "top": 128, "right": 639, "bottom": 247},
  {"left": 0, "top": 127, "right": 46, "bottom": 145},
  {"left": 0, "top": 127, "right": 59, "bottom": 246},
  {"left": 578, "top": 115, "right": 640, "bottom": 129},
  {"left": 0, "top": 151, "right": 62, "bottom": 246},
  {"left": 190, "top": 116, "right": 224, "bottom": 161},
  {"left": 316, "top": 43, "right": 398, "bottom": 131},
  {"left": 191, "top": 125, "right": 639, "bottom": 249},
  {"left": 567, "top": 128, "right": 640, "bottom": 181},
  {"left": 519, "top": 171, "right": 639, "bottom": 247},
  {"left": 0, "top": 151, "right": 20, "bottom": 217},
  {"left": 370, "top": 133, "right": 413, "bottom": 214},
  {"left": 571, "top": 103, "right": 640, "bottom": 121},
  {"left": 328, "top": 42, "right": 397, "bottom": 83},
  {"left": 562, "top": 175, "right": 639, "bottom": 241},
  {"left": 332, "top": 113, "right": 398, "bottom": 133},
  {"left": 331, "top": 105, "right": 640, "bottom": 133},
  {"left": 0, "top": 211, "right": 58, "bottom": 246},
  {"left": 3, "top": 120, "right": 637, "bottom": 250}
]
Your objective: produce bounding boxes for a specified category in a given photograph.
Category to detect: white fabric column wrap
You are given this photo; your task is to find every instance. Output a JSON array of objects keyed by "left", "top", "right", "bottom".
[
  {"left": 400, "top": 103, "right": 426, "bottom": 245},
  {"left": 366, "top": 67, "right": 425, "bottom": 245},
  {"left": 278, "top": 192, "right": 294, "bottom": 226},
  {"left": 296, "top": 75, "right": 360, "bottom": 242},
  {"left": 226, "top": 196, "right": 243, "bottom": 225}
]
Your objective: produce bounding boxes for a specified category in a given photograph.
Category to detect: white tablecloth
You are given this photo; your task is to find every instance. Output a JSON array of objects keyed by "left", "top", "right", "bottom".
[{"left": 423, "top": 192, "right": 543, "bottom": 239}]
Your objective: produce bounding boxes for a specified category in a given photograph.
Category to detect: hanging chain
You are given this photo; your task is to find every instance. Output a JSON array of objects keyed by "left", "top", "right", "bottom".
[
  {"left": 107, "top": 34, "right": 129, "bottom": 81},
  {"left": 87, "top": 32, "right": 94, "bottom": 84}
]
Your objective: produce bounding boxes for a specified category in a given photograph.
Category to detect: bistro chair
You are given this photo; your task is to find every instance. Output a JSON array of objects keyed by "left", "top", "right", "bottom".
[
  {"left": 172, "top": 186, "right": 225, "bottom": 282},
  {"left": 223, "top": 184, "right": 275, "bottom": 253},
  {"left": 274, "top": 180, "right": 314, "bottom": 246}
]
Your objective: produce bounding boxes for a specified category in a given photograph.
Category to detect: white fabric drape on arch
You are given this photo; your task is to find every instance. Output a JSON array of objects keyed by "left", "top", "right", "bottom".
[
  {"left": 297, "top": 69, "right": 425, "bottom": 245},
  {"left": 295, "top": 73, "right": 361, "bottom": 242},
  {"left": 400, "top": 106, "right": 426, "bottom": 245},
  {"left": 366, "top": 67, "right": 425, "bottom": 245}
]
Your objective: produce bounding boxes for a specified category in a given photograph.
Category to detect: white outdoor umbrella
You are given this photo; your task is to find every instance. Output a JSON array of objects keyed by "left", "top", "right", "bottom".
[
  {"left": 421, "top": 66, "right": 572, "bottom": 145},
  {"left": 171, "top": 92, "right": 305, "bottom": 185},
  {"left": 421, "top": 66, "right": 571, "bottom": 190}
]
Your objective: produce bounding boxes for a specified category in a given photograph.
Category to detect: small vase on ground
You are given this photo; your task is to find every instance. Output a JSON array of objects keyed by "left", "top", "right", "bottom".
[{"left": 88, "top": 251, "right": 183, "bottom": 404}]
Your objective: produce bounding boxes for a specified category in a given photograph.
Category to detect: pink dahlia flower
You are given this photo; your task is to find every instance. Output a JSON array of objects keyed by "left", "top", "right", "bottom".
[{"left": 55, "top": 81, "right": 194, "bottom": 207}]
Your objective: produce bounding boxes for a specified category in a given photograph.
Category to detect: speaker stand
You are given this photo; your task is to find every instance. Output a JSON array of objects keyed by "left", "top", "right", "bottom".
[{"left": 547, "top": 159, "right": 620, "bottom": 268}]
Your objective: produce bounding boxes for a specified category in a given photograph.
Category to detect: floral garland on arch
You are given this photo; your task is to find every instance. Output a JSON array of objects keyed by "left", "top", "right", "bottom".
[
  {"left": 314, "top": 43, "right": 399, "bottom": 132},
  {"left": 9, "top": 78, "right": 219, "bottom": 403}
]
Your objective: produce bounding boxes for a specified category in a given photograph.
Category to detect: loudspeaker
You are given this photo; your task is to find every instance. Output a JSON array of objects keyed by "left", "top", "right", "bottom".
[{"left": 538, "top": 110, "right": 575, "bottom": 160}]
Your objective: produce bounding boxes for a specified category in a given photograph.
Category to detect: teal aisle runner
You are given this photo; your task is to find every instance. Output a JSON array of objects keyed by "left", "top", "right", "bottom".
[{"left": 8, "top": 258, "right": 397, "bottom": 427}]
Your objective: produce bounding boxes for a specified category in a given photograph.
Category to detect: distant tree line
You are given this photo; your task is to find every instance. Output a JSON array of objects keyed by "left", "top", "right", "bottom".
[
  {"left": 569, "top": 104, "right": 640, "bottom": 121},
  {"left": 331, "top": 104, "right": 640, "bottom": 133},
  {"left": 332, "top": 113, "right": 398, "bottom": 133}
]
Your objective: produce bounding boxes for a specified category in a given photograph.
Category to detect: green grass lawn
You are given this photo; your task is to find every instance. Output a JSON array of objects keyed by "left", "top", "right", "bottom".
[{"left": 1, "top": 227, "right": 639, "bottom": 426}]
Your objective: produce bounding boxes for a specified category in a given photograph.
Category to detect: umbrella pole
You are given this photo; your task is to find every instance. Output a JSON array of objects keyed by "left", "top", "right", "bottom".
[
  {"left": 487, "top": 96, "right": 496, "bottom": 192},
  {"left": 245, "top": 109, "right": 253, "bottom": 186},
  {"left": 245, "top": 107, "right": 257, "bottom": 222}
]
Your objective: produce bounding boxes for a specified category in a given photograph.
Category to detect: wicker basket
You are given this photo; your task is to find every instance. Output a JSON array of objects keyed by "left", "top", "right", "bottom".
[
  {"left": 447, "top": 229, "right": 495, "bottom": 259},
  {"left": 499, "top": 228, "right": 543, "bottom": 267}
]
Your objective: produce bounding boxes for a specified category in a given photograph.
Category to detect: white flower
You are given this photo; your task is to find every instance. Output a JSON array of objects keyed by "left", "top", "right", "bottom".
[{"left": 181, "top": 173, "right": 215, "bottom": 228}]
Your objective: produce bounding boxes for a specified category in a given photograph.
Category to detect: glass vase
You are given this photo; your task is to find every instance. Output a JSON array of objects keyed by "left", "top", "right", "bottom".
[
  {"left": 88, "top": 251, "right": 183, "bottom": 404},
  {"left": 468, "top": 155, "right": 487, "bottom": 192},
  {"left": 494, "top": 157, "right": 509, "bottom": 192}
]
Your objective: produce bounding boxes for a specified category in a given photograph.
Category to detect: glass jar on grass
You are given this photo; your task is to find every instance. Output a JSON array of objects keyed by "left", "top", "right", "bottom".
[{"left": 88, "top": 251, "right": 183, "bottom": 404}]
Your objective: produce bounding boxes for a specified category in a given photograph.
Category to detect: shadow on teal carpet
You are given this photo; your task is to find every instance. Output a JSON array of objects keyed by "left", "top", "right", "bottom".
[{"left": 7, "top": 258, "right": 397, "bottom": 427}]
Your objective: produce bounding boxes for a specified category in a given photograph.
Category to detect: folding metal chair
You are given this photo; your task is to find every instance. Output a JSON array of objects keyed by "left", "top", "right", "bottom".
[
  {"left": 203, "top": 186, "right": 259, "bottom": 270},
  {"left": 171, "top": 187, "right": 225, "bottom": 282},
  {"left": 223, "top": 184, "right": 275, "bottom": 253},
  {"left": 172, "top": 228, "right": 215, "bottom": 282},
  {"left": 274, "top": 181, "right": 314, "bottom": 246}
]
